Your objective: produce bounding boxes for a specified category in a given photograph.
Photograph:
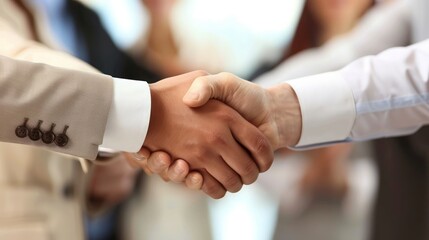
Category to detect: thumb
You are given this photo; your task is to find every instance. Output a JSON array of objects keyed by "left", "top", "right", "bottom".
[
  {"left": 183, "top": 73, "right": 240, "bottom": 107},
  {"left": 183, "top": 75, "right": 219, "bottom": 107}
]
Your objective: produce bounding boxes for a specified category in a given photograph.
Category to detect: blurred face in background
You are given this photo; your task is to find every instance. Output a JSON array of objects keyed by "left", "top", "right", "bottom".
[{"left": 309, "top": 0, "right": 374, "bottom": 29}]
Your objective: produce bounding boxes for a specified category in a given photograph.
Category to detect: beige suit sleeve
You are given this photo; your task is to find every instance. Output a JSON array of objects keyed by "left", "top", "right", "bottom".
[
  {"left": 0, "top": 16, "right": 116, "bottom": 159},
  {"left": 0, "top": 55, "right": 113, "bottom": 160}
]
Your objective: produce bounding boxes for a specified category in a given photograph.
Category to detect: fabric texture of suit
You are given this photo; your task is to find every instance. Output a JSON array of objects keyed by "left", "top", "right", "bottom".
[
  {"left": 0, "top": 0, "right": 115, "bottom": 160},
  {"left": 0, "top": 56, "right": 113, "bottom": 160}
]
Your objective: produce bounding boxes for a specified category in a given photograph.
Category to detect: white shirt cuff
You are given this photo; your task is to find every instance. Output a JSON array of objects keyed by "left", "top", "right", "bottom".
[
  {"left": 100, "top": 78, "right": 151, "bottom": 152},
  {"left": 286, "top": 71, "right": 356, "bottom": 146}
]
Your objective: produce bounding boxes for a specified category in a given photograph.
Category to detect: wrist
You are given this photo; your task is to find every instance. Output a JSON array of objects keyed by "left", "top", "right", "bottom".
[
  {"left": 145, "top": 83, "right": 164, "bottom": 148},
  {"left": 267, "top": 83, "right": 302, "bottom": 148}
]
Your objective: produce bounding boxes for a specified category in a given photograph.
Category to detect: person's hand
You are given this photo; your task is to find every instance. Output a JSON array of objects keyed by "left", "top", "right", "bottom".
[
  {"left": 144, "top": 72, "right": 303, "bottom": 190},
  {"left": 183, "top": 72, "right": 302, "bottom": 148},
  {"left": 142, "top": 71, "right": 273, "bottom": 198},
  {"left": 88, "top": 154, "right": 139, "bottom": 207},
  {"left": 128, "top": 149, "right": 204, "bottom": 190}
]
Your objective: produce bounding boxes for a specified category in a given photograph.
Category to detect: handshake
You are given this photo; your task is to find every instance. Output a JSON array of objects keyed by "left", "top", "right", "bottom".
[{"left": 131, "top": 71, "right": 302, "bottom": 198}]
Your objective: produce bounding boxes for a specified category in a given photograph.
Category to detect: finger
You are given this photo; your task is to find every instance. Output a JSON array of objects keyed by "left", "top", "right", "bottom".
[
  {"left": 138, "top": 147, "right": 151, "bottom": 159},
  {"left": 185, "top": 171, "right": 203, "bottom": 190},
  {"left": 124, "top": 152, "right": 153, "bottom": 175},
  {"left": 147, "top": 151, "right": 173, "bottom": 174},
  {"left": 128, "top": 148, "right": 152, "bottom": 173},
  {"left": 220, "top": 133, "right": 259, "bottom": 185},
  {"left": 160, "top": 168, "right": 171, "bottom": 182},
  {"left": 168, "top": 160, "right": 190, "bottom": 183},
  {"left": 229, "top": 116, "right": 274, "bottom": 173},
  {"left": 199, "top": 169, "right": 226, "bottom": 199},
  {"left": 204, "top": 155, "right": 243, "bottom": 193},
  {"left": 140, "top": 159, "right": 153, "bottom": 175},
  {"left": 124, "top": 153, "right": 142, "bottom": 169}
]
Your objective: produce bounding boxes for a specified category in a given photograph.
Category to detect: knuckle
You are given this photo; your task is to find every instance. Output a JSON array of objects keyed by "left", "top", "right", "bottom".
[
  {"left": 192, "top": 148, "right": 210, "bottom": 163},
  {"left": 255, "top": 135, "right": 270, "bottom": 154},
  {"left": 222, "top": 173, "right": 242, "bottom": 193},
  {"left": 206, "top": 131, "right": 227, "bottom": 146},
  {"left": 218, "top": 72, "right": 233, "bottom": 81},
  {"left": 218, "top": 72, "right": 238, "bottom": 88},
  {"left": 217, "top": 111, "right": 234, "bottom": 122}
]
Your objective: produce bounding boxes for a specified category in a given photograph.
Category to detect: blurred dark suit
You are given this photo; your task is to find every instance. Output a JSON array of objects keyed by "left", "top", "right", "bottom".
[
  {"left": 371, "top": 128, "right": 429, "bottom": 240},
  {"left": 66, "top": 0, "right": 159, "bottom": 82}
]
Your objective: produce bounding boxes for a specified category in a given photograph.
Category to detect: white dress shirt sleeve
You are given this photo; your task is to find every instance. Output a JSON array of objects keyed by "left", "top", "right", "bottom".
[
  {"left": 287, "top": 72, "right": 356, "bottom": 146},
  {"left": 100, "top": 78, "right": 151, "bottom": 152},
  {"left": 288, "top": 39, "right": 429, "bottom": 146}
]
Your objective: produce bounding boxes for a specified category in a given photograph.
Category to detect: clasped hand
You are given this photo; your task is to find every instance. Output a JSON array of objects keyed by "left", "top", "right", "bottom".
[{"left": 132, "top": 71, "right": 301, "bottom": 198}]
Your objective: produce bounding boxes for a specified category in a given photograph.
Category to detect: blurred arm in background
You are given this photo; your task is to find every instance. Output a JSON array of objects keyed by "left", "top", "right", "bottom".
[{"left": 135, "top": 0, "right": 187, "bottom": 77}]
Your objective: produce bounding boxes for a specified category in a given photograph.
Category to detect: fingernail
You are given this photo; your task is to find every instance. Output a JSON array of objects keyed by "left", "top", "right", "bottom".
[
  {"left": 155, "top": 159, "right": 167, "bottom": 168},
  {"left": 191, "top": 175, "right": 200, "bottom": 184},
  {"left": 184, "top": 92, "right": 199, "bottom": 102},
  {"left": 174, "top": 165, "right": 183, "bottom": 175},
  {"left": 133, "top": 153, "right": 146, "bottom": 161}
]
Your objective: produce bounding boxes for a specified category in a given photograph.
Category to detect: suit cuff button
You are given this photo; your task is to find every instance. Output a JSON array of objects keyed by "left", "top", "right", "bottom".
[
  {"left": 42, "top": 123, "right": 56, "bottom": 144},
  {"left": 55, "top": 125, "right": 69, "bottom": 147},
  {"left": 29, "top": 120, "right": 43, "bottom": 141},
  {"left": 15, "top": 118, "right": 29, "bottom": 138}
]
